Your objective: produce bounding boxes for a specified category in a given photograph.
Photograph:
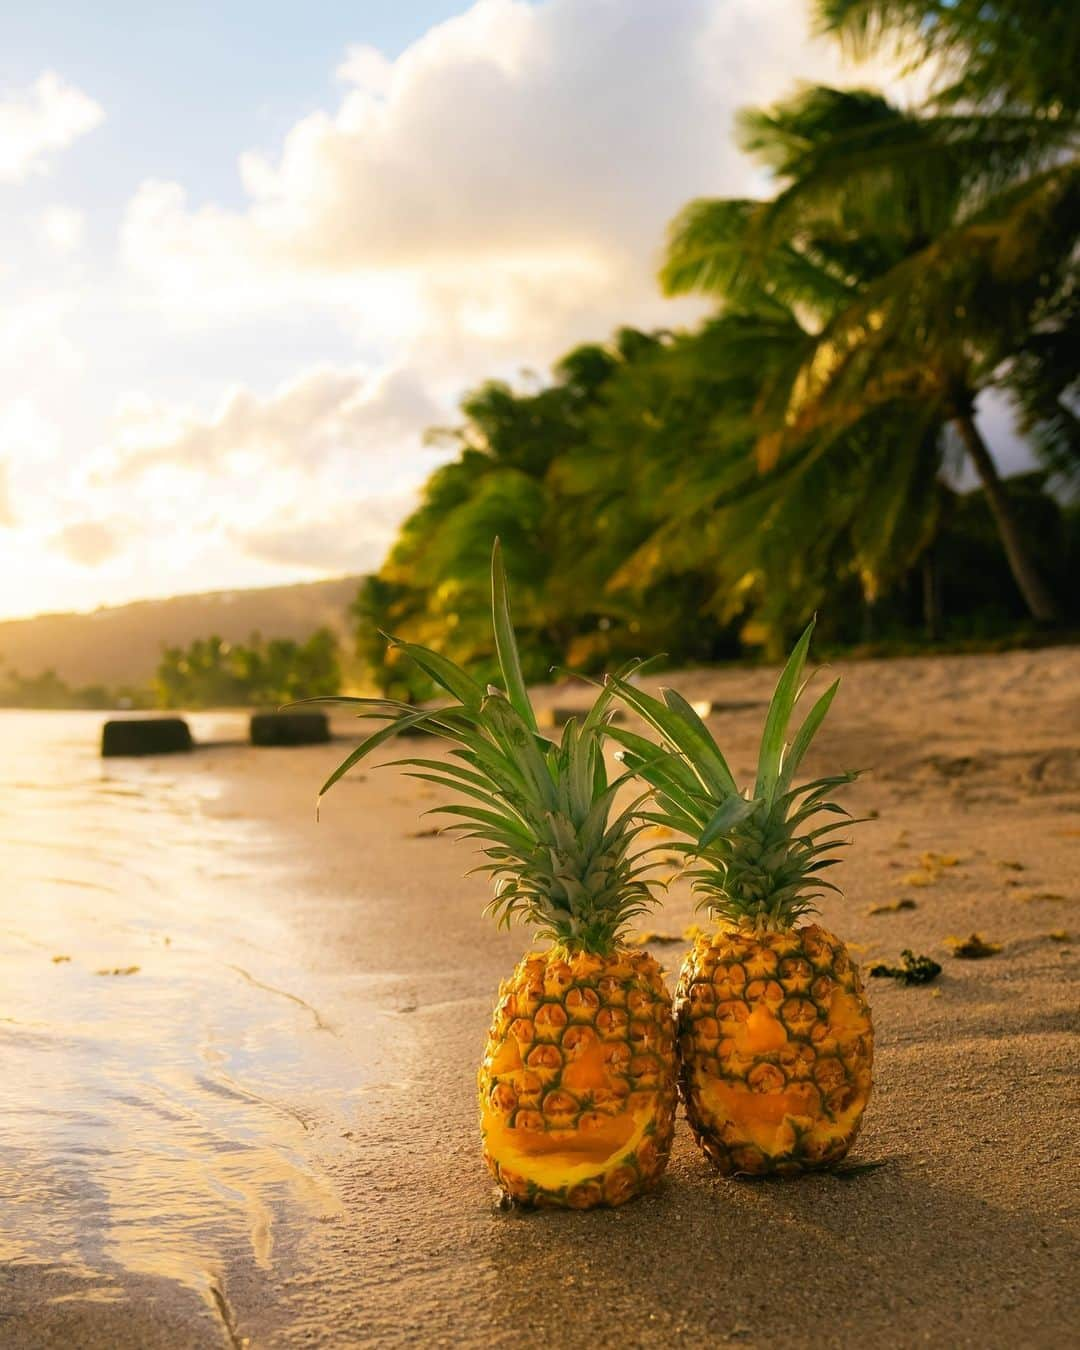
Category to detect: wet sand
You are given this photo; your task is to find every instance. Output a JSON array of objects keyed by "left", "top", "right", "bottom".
[{"left": 2, "top": 646, "right": 1078, "bottom": 1348}]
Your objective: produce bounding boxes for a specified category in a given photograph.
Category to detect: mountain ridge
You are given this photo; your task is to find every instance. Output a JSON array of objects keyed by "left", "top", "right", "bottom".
[{"left": 0, "top": 576, "right": 364, "bottom": 687}]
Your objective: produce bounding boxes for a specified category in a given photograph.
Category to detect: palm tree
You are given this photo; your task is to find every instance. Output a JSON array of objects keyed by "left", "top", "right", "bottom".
[
  {"left": 589, "top": 301, "right": 947, "bottom": 651},
  {"left": 662, "top": 84, "right": 1073, "bottom": 621},
  {"left": 817, "top": 2, "right": 1080, "bottom": 118}
]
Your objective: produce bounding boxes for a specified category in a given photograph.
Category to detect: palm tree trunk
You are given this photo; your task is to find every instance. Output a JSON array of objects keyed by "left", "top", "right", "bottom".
[
  {"left": 861, "top": 593, "right": 876, "bottom": 643},
  {"left": 921, "top": 548, "right": 941, "bottom": 641},
  {"left": 953, "top": 413, "right": 1060, "bottom": 623}
]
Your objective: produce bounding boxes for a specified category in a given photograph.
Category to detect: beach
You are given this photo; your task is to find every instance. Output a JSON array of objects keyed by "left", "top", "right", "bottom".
[{"left": 2, "top": 645, "right": 1078, "bottom": 1348}]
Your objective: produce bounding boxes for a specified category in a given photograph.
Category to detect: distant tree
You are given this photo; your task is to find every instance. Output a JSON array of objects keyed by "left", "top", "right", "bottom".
[
  {"left": 155, "top": 629, "right": 340, "bottom": 708},
  {"left": 0, "top": 667, "right": 72, "bottom": 709},
  {"left": 0, "top": 664, "right": 153, "bottom": 709}
]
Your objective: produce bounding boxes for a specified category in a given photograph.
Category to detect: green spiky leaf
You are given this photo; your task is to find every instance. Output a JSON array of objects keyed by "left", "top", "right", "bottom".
[
  {"left": 301, "top": 540, "right": 664, "bottom": 953},
  {"left": 606, "top": 620, "right": 857, "bottom": 927},
  {"left": 755, "top": 619, "right": 814, "bottom": 804}
]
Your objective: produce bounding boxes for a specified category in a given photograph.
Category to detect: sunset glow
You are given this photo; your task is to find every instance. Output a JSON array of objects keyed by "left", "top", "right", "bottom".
[{"left": 0, "top": 0, "right": 916, "bottom": 620}]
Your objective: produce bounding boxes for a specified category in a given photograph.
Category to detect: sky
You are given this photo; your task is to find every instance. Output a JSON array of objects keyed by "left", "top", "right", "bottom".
[{"left": 0, "top": 0, "right": 1031, "bottom": 621}]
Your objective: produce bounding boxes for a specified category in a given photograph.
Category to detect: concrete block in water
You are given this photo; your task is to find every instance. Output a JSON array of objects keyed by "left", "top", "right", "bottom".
[
  {"left": 250, "top": 710, "right": 330, "bottom": 747},
  {"left": 101, "top": 718, "right": 193, "bottom": 757}
]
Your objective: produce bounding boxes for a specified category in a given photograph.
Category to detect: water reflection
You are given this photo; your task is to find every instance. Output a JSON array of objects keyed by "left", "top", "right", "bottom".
[{"left": 0, "top": 712, "right": 376, "bottom": 1325}]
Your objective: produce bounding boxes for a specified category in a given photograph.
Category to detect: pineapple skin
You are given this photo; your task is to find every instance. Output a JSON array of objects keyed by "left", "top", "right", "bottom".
[
  {"left": 479, "top": 947, "right": 678, "bottom": 1208},
  {"left": 676, "top": 922, "right": 873, "bottom": 1176}
]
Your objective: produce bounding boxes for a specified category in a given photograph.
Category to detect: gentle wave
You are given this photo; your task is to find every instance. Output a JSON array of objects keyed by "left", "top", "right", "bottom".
[{"left": 0, "top": 712, "right": 373, "bottom": 1324}]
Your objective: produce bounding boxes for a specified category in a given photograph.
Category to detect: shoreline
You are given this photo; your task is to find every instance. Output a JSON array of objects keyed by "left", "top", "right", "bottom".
[
  {"left": 4, "top": 628, "right": 1080, "bottom": 719},
  {"left": 1, "top": 644, "right": 1078, "bottom": 1347}
]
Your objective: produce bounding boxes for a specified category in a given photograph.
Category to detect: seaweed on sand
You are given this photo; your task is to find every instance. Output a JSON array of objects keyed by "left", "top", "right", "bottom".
[{"left": 869, "top": 949, "right": 942, "bottom": 985}]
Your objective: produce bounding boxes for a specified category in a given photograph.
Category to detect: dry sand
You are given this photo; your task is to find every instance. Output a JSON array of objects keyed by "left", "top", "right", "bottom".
[{"left": 2, "top": 645, "right": 1078, "bottom": 1348}]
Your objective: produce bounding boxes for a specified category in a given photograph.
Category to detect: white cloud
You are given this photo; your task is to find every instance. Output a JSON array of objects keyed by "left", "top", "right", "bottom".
[
  {"left": 41, "top": 205, "right": 86, "bottom": 254},
  {"left": 0, "top": 72, "right": 103, "bottom": 183},
  {"left": 0, "top": 362, "right": 441, "bottom": 615},
  {"left": 0, "top": 291, "right": 85, "bottom": 396},
  {"left": 0, "top": 398, "right": 66, "bottom": 524},
  {"left": 79, "top": 362, "right": 447, "bottom": 582},
  {"left": 106, "top": 363, "right": 441, "bottom": 482},
  {"left": 0, "top": 460, "right": 14, "bottom": 528},
  {"left": 234, "top": 491, "right": 418, "bottom": 573},
  {"left": 335, "top": 44, "right": 394, "bottom": 95},
  {"left": 2, "top": 0, "right": 935, "bottom": 620},
  {"left": 121, "top": 0, "right": 894, "bottom": 357}
]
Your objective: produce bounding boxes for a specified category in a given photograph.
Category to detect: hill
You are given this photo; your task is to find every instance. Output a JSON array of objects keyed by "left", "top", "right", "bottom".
[{"left": 0, "top": 576, "right": 362, "bottom": 688}]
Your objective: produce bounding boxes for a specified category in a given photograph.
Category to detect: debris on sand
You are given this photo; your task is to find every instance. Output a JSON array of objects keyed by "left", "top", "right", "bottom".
[
  {"left": 902, "top": 851, "right": 963, "bottom": 887},
  {"left": 945, "top": 933, "right": 1002, "bottom": 959},
  {"left": 920, "top": 851, "right": 960, "bottom": 869},
  {"left": 868, "top": 950, "right": 942, "bottom": 985},
  {"left": 829, "top": 1159, "right": 889, "bottom": 1179},
  {"left": 95, "top": 965, "right": 140, "bottom": 976},
  {"left": 868, "top": 898, "right": 917, "bottom": 915}
]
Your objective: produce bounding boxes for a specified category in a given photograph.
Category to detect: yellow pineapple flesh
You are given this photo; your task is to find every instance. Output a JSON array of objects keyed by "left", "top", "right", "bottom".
[
  {"left": 479, "top": 947, "right": 677, "bottom": 1207},
  {"left": 314, "top": 543, "right": 677, "bottom": 1209},
  {"left": 676, "top": 922, "right": 872, "bottom": 1175},
  {"left": 607, "top": 618, "right": 875, "bottom": 1178}
]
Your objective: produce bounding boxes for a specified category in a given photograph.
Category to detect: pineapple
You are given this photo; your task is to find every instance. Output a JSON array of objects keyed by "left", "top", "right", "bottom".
[
  {"left": 607, "top": 621, "right": 873, "bottom": 1177},
  {"left": 313, "top": 543, "right": 677, "bottom": 1208}
]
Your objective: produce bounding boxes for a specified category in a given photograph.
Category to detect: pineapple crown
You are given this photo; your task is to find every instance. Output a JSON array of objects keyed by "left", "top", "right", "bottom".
[
  {"left": 605, "top": 620, "right": 857, "bottom": 928},
  {"left": 305, "top": 541, "right": 661, "bottom": 954}
]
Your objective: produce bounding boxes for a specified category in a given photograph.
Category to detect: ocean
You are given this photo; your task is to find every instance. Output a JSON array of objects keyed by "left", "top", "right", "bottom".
[{"left": 0, "top": 711, "right": 365, "bottom": 1335}]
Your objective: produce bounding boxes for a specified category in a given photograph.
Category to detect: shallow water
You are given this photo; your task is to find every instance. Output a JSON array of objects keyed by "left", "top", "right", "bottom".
[{"left": 0, "top": 712, "right": 381, "bottom": 1336}]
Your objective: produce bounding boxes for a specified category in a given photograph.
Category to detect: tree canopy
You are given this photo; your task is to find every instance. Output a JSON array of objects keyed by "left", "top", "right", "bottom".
[{"left": 352, "top": 0, "right": 1078, "bottom": 693}]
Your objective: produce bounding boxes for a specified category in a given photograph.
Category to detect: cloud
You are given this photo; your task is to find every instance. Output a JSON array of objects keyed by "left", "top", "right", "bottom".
[
  {"left": 86, "top": 363, "right": 446, "bottom": 580},
  {"left": 234, "top": 491, "right": 418, "bottom": 573},
  {"left": 52, "top": 520, "right": 122, "bottom": 567},
  {"left": 120, "top": 0, "right": 893, "bottom": 358},
  {"left": 0, "top": 398, "right": 66, "bottom": 521},
  {"left": 106, "top": 364, "right": 441, "bottom": 482},
  {"left": 0, "top": 461, "right": 14, "bottom": 527},
  {"left": 335, "top": 44, "right": 394, "bottom": 95},
  {"left": 41, "top": 205, "right": 86, "bottom": 254},
  {"left": 2, "top": 0, "right": 935, "bottom": 622},
  {"left": 0, "top": 72, "right": 103, "bottom": 183}
]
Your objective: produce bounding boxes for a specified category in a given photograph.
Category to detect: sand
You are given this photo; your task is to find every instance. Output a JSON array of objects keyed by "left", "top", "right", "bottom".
[{"left": 2, "top": 645, "right": 1078, "bottom": 1348}]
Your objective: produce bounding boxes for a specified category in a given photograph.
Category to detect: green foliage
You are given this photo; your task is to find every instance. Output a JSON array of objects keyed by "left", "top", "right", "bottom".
[
  {"left": 817, "top": 2, "right": 1080, "bottom": 118},
  {"left": 0, "top": 667, "right": 152, "bottom": 710},
  {"left": 606, "top": 622, "right": 857, "bottom": 927},
  {"left": 353, "top": 0, "right": 1077, "bottom": 684},
  {"left": 155, "top": 629, "right": 340, "bottom": 709},
  {"left": 354, "top": 331, "right": 747, "bottom": 696},
  {"left": 317, "top": 543, "right": 661, "bottom": 954},
  {"left": 661, "top": 71, "right": 1076, "bottom": 623}
]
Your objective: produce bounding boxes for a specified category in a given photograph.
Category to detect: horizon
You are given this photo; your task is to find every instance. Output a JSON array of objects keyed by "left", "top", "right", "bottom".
[
  {"left": 0, "top": 567, "right": 364, "bottom": 627},
  {"left": 0, "top": 0, "right": 1036, "bottom": 624}
]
